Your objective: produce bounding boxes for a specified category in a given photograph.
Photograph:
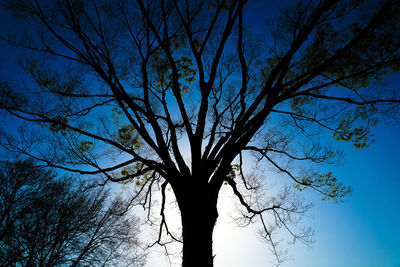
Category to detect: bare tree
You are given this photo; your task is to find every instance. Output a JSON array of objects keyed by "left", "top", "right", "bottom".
[
  {"left": 0, "top": 0, "right": 399, "bottom": 266},
  {"left": 0, "top": 159, "right": 146, "bottom": 267}
]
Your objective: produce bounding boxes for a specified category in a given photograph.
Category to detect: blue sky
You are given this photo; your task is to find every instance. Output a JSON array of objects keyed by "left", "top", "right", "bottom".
[
  {"left": 143, "top": 120, "right": 400, "bottom": 267},
  {"left": 1, "top": 1, "right": 400, "bottom": 267},
  {"left": 145, "top": 2, "right": 400, "bottom": 265},
  {"left": 284, "top": 122, "right": 400, "bottom": 267}
]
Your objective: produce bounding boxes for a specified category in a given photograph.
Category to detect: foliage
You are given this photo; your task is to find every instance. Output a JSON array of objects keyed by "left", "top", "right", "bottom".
[
  {"left": 0, "top": 0, "right": 399, "bottom": 266},
  {"left": 0, "top": 159, "right": 146, "bottom": 267}
]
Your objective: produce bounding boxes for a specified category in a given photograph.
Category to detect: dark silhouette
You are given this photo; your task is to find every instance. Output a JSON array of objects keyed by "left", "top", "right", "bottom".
[
  {"left": 0, "top": 0, "right": 399, "bottom": 266},
  {"left": 0, "top": 159, "right": 145, "bottom": 266}
]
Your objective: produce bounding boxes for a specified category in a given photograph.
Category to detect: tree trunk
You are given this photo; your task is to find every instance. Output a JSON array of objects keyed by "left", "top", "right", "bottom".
[{"left": 176, "top": 184, "right": 219, "bottom": 267}]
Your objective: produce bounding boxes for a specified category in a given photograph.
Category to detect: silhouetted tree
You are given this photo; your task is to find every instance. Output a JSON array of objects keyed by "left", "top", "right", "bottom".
[
  {"left": 0, "top": 159, "right": 146, "bottom": 267},
  {"left": 0, "top": 0, "right": 399, "bottom": 266}
]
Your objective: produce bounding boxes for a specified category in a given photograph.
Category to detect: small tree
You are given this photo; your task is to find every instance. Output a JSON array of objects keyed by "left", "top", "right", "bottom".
[
  {"left": 0, "top": 159, "right": 146, "bottom": 267},
  {"left": 0, "top": 0, "right": 399, "bottom": 266}
]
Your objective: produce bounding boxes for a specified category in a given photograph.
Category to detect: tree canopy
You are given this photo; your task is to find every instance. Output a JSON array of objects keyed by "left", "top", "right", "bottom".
[
  {"left": 0, "top": 159, "right": 145, "bottom": 267},
  {"left": 0, "top": 0, "right": 399, "bottom": 266}
]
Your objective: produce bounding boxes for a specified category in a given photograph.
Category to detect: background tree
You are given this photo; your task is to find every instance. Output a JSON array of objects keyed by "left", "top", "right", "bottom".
[
  {"left": 0, "top": 0, "right": 399, "bottom": 266},
  {"left": 0, "top": 159, "right": 146, "bottom": 267}
]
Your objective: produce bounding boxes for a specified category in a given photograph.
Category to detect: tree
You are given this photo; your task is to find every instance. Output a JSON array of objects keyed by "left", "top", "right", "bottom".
[
  {"left": 0, "top": 159, "right": 146, "bottom": 267},
  {"left": 0, "top": 0, "right": 399, "bottom": 266}
]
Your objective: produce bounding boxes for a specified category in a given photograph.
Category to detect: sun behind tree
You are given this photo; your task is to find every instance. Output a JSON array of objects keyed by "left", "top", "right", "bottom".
[{"left": 0, "top": 0, "right": 399, "bottom": 266}]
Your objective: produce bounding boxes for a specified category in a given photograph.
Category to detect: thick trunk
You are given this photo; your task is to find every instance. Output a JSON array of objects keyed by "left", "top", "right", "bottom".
[
  {"left": 176, "top": 184, "right": 219, "bottom": 267},
  {"left": 181, "top": 205, "right": 217, "bottom": 267}
]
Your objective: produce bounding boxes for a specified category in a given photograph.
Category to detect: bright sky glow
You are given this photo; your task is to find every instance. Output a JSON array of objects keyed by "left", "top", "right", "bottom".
[
  {"left": 144, "top": 122, "right": 400, "bottom": 267},
  {"left": 1, "top": 2, "right": 399, "bottom": 267}
]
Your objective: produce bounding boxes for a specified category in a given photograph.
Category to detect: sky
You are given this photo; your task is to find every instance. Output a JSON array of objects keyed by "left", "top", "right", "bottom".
[
  {"left": 1, "top": 1, "right": 400, "bottom": 267},
  {"left": 143, "top": 121, "right": 400, "bottom": 267},
  {"left": 144, "top": 1, "right": 400, "bottom": 266}
]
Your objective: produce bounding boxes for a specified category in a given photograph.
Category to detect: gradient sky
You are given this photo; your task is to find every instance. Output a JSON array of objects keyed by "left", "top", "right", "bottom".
[
  {"left": 145, "top": 1, "right": 400, "bottom": 266},
  {"left": 143, "top": 120, "right": 400, "bottom": 267},
  {"left": 1, "top": 1, "right": 399, "bottom": 267}
]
